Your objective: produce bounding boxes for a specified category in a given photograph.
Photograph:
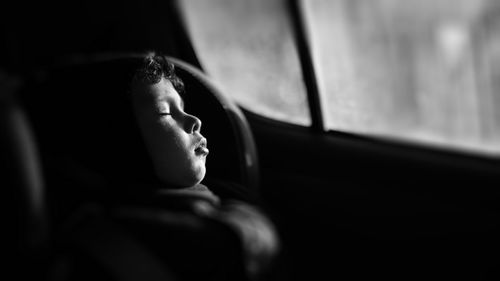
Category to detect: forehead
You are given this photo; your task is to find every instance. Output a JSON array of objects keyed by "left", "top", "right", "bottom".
[{"left": 132, "top": 77, "right": 184, "bottom": 105}]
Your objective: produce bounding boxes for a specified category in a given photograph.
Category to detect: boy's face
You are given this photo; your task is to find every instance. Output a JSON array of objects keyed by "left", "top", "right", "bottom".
[{"left": 132, "top": 78, "right": 209, "bottom": 187}]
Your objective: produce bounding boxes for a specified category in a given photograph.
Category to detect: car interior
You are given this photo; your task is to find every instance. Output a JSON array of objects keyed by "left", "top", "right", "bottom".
[{"left": 3, "top": 0, "right": 500, "bottom": 281}]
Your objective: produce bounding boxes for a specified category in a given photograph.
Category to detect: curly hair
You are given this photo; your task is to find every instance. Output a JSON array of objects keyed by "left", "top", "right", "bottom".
[{"left": 131, "top": 52, "right": 184, "bottom": 94}]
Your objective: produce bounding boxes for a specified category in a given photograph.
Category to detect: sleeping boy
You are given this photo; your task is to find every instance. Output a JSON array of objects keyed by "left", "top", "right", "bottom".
[{"left": 113, "top": 53, "right": 279, "bottom": 281}]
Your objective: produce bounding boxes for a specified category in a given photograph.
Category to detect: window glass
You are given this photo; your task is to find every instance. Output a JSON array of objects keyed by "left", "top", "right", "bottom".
[
  {"left": 179, "top": 0, "right": 311, "bottom": 126},
  {"left": 303, "top": 0, "right": 500, "bottom": 155}
]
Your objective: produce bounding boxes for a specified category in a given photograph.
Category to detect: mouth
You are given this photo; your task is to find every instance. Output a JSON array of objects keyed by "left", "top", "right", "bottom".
[{"left": 194, "top": 138, "right": 209, "bottom": 156}]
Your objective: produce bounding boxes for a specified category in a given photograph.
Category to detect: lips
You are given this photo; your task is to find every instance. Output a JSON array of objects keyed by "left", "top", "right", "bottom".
[{"left": 194, "top": 138, "right": 209, "bottom": 156}]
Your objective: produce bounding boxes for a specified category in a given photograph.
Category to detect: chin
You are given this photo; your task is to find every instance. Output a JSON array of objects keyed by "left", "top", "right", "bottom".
[
  {"left": 181, "top": 174, "right": 205, "bottom": 187},
  {"left": 152, "top": 159, "right": 206, "bottom": 186},
  {"left": 191, "top": 168, "right": 206, "bottom": 186}
]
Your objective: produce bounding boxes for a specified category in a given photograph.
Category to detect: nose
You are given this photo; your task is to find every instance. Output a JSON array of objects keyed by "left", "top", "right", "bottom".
[{"left": 185, "top": 113, "right": 202, "bottom": 134}]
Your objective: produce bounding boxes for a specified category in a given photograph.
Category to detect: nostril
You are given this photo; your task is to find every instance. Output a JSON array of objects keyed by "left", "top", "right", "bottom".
[{"left": 186, "top": 114, "right": 202, "bottom": 133}]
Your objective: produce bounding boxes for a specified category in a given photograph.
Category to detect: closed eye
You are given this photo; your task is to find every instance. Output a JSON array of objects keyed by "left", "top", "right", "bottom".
[{"left": 159, "top": 112, "right": 171, "bottom": 116}]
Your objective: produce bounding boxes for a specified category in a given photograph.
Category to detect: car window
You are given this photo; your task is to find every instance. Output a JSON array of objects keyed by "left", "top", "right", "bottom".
[
  {"left": 179, "top": 0, "right": 311, "bottom": 126},
  {"left": 303, "top": 0, "right": 500, "bottom": 155}
]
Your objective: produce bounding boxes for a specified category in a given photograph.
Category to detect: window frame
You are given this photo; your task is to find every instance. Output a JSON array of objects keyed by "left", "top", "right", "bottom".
[{"left": 287, "top": 0, "right": 325, "bottom": 133}]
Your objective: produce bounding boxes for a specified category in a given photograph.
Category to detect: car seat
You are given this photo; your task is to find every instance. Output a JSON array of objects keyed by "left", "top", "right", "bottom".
[{"left": 17, "top": 53, "right": 263, "bottom": 280}]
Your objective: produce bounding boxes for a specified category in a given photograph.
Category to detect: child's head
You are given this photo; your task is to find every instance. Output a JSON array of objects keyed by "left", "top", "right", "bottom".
[{"left": 129, "top": 53, "right": 209, "bottom": 188}]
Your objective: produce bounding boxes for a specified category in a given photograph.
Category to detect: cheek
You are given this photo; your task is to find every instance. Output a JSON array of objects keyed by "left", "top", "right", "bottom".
[
  {"left": 153, "top": 123, "right": 191, "bottom": 160},
  {"left": 155, "top": 120, "right": 181, "bottom": 147},
  {"left": 154, "top": 130, "right": 185, "bottom": 159},
  {"left": 141, "top": 121, "right": 179, "bottom": 163}
]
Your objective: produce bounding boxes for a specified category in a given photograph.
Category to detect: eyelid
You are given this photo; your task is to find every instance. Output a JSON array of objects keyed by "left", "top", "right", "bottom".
[{"left": 158, "top": 112, "right": 171, "bottom": 116}]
